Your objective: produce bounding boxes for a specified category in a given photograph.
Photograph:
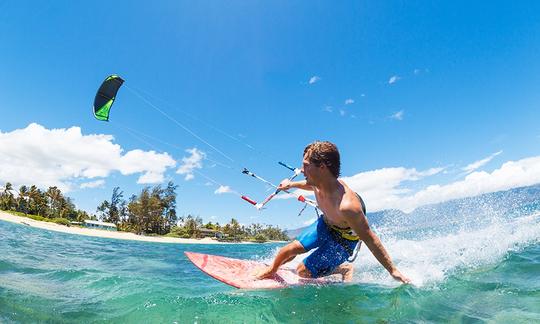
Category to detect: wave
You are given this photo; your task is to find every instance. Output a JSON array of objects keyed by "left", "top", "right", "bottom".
[{"left": 280, "top": 185, "right": 540, "bottom": 287}]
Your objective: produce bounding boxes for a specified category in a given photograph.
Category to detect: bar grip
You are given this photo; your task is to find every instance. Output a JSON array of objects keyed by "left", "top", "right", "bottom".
[{"left": 241, "top": 195, "right": 257, "bottom": 205}]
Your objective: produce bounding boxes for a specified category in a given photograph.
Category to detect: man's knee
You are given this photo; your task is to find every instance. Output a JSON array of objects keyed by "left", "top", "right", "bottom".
[
  {"left": 296, "top": 262, "right": 312, "bottom": 278},
  {"left": 282, "top": 240, "right": 306, "bottom": 256}
]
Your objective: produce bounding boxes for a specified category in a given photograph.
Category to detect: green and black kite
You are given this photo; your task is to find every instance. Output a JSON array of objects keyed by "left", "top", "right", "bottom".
[{"left": 93, "top": 75, "right": 124, "bottom": 121}]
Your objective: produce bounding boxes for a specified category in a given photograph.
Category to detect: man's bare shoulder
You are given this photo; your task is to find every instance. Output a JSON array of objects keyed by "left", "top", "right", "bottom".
[{"left": 338, "top": 189, "right": 363, "bottom": 217}]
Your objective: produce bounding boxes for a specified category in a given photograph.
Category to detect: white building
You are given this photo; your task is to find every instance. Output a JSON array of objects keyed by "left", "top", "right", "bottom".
[{"left": 83, "top": 220, "right": 117, "bottom": 231}]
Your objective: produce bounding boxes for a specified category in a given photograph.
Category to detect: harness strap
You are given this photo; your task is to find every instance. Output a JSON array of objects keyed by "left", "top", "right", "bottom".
[{"left": 318, "top": 192, "right": 367, "bottom": 262}]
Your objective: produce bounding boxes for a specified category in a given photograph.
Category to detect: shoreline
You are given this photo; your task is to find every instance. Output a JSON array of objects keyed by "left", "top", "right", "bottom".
[{"left": 0, "top": 211, "right": 257, "bottom": 245}]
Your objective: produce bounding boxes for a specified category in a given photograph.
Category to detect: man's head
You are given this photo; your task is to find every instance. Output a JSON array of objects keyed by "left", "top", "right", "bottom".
[{"left": 302, "top": 141, "right": 341, "bottom": 183}]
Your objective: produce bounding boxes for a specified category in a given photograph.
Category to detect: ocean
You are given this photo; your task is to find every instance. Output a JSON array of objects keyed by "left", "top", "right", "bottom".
[{"left": 1, "top": 186, "right": 539, "bottom": 323}]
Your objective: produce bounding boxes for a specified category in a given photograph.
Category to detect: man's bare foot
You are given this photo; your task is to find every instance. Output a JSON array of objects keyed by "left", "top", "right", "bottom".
[
  {"left": 255, "top": 267, "right": 277, "bottom": 280},
  {"left": 334, "top": 264, "right": 354, "bottom": 282}
]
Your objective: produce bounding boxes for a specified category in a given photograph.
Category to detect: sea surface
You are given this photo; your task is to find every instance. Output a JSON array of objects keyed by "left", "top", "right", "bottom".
[{"left": 1, "top": 186, "right": 540, "bottom": 323}]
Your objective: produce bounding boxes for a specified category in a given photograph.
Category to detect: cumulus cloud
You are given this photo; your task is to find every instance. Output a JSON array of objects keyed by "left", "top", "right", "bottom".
[
  {"left": 340, "top": 167, "right": 444, "bottom": 211},
  {"left": 176, "top": 148, "right": 206, "bottom": 181},
  {"left": 388, "top": 75, "right": 401, "bottom": 84},
  {"left": 0, "top": 123, "right": 176, "bottom": 191},
  {"left": 273, "top": 154, "right": 539, "bottom": 213},
  {"left": 120, "top": 149, "right": 176, "bottom": 184},
  {"left": 343, "top": 156, "right": 540, "bottom": 212},
  {"left": 80, "top": 180, "right": 105, "bottom": 189},
  {"left": 214, "top": 185, "right": 232, "bottom": 194},
  {"left": 462, "top": 150, "right": 502, "bottom": 174},
  {"left": 345, "top": 99, "right": 354, "bottom": 105},
  {"left": 391, "top": 156, "right": 540, "bottom": 212},
  {"left": 309, "top": 76, "right": 321, "bottom": 84},
  {"left": 390, "top": 110, "right": 404, "bottom": 120}
]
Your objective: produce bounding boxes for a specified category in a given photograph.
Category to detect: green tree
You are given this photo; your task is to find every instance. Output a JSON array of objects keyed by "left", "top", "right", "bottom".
[
  {"left": 162, "top": 182, "right": 178, "bottom": 231},
  {"left": 0, "top": 182, "right": 16, "bottom": 210},
  {"left": 97, "top": 187, "right": 124, "bottom": 224},
  {"left": 181, "top": 215, "right": 203, "bottom": 237},
  {"left": 46, "top": 186, "right": 64, "bottom": 218},
  {"left": 16, "top": 185, "right": 29, "bottom": 215},
  {"left": 27, "top": 185, "right": 47, "bottom": 216}
]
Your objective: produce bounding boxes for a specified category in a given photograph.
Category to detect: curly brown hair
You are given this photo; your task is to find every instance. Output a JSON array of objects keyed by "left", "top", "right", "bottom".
[{"left": 303, "top": 141, "right": 341, "bottom": 178}]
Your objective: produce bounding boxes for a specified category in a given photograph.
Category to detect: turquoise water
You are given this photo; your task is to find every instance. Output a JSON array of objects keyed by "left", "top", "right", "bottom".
[{"left": 1, "top": 192, "right": 540, "bottom": 322}]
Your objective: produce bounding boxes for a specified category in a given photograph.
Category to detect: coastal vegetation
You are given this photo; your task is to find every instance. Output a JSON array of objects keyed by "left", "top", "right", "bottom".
[
  {"left": 0, "top": 182, "right": 289, "bottom": 242},
  {"left": 0, "top": 183, "right": 90, "bottom": 225}
]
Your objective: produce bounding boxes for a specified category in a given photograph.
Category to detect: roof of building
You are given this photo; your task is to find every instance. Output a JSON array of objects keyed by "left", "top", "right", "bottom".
[
  {"left": 199, "top": 228, "right": 218, "bottom": 233},
  {"left": 83, "top": 219, "right": 117, "bottom": 227}
]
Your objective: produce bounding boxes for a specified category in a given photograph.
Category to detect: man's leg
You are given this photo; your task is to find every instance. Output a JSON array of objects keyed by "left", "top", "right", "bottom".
[
  {"left": 256, "top": 240, "right": 305, "bottom": 279},
  {"left": 332, "top": 263, "right": 354, "bottom": 282},
  {"left": 297, "top": 257, "right": 354, "bottom": 281},
  {"left": 296, "top": 261, "right": 312, "bottom": 278}
]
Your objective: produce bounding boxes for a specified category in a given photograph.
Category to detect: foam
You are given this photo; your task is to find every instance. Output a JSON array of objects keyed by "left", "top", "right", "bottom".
[
  {"left": 262, "top": 207, "right": 540, "bottom": 288},
  {"left": 352, "top": 211, "right": 540, "bottom": 287}
]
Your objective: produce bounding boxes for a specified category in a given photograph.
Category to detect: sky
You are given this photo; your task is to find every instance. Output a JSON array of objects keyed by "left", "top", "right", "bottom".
[{"left": 1, "top": 1, "right": 540, "bottom": 229}]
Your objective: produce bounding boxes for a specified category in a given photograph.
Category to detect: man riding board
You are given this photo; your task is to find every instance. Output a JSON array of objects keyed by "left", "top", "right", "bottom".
[{"left": 257, "top": 141, "right": 410, "bottom": 284}]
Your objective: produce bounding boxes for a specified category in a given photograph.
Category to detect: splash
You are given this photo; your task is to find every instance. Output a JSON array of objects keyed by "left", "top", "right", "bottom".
[
  {"left": 267, "top": 186, "right": 540, "bottom": 287},
  {"left": 355, "top": 211, "right": 540, "bottom": 286}
]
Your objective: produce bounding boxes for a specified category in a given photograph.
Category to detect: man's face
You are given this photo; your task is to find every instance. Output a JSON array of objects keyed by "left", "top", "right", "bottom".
[{"left": 302, "top": 154, "right": 319, "bottom": 184}]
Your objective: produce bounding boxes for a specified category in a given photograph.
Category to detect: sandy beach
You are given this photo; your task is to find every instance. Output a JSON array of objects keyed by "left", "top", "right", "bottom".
[{"left": 0, "top": 211, "right": 249, "bottom": 244}]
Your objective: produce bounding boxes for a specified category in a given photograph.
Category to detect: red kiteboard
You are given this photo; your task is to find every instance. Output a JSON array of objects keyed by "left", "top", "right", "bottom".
[{"left": 185, "top": 251, "right": 342, "bottom": 289}]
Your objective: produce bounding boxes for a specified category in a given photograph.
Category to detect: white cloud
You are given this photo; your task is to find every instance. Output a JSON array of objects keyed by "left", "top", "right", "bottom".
[
  {"left": 393, "top": 156, "right": 540, "bottom": 212},
  {"left": 414, "top": 68, "right": 429, "bottom": 75},
  {"left": 345, "top": 99, "right": 354, "bottom": 105},
  {"left": 462, "top": 150, "right": 503, "bottom": 174},
  {"left": 0, "top": 123, "right": 176, "bottom": 191},
  {"left": 361, "top": 94, "right": 366, "bottom": 97},
  {"left": 388, "top": 75, "right": 401, "bottom": 84},
  {"left": 277, "top": 166, "right": 444, "bottom": 204},
  {"left": 339, "top": 167, "right": 444, "bottom": 211},
  {"left": 390, "top": 110, "right": 404, "bottom": 120},
  {"left": 120, "top": 149, "right": 176, "bottom": 184},
  {"left": 214, "top": 185, "right": 231, "bottom": 194},
  {"left": 342, "top": 155, "right": 540, "bottom": 212},
  {"left": 323, "top": 106, "right": 333, "bottom": 113},
  {"left": 277, "top": 155, "right": 540, "bottom": 213},
  {"left": 137, "top": 171, "right": 166, "bottom": 184},
  {"left": 309, "top": 76, "right": 321, "bottom": 84},
  {"left": 176, "top": 148, "right": 205, "bottom": 181},
  {"left": 80, "top": 179, "right": 105, "bottom": 189},
  {"left": 339, "top": 109, "right": 346, "bottom": 116}
]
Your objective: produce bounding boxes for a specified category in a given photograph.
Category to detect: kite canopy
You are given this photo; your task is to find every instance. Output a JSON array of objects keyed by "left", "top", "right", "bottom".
[{"left": 93, "top": 75, "right": 124, "bottom": 121}]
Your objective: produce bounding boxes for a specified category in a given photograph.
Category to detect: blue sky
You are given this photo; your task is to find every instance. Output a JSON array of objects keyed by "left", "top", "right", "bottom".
[{"left": 1, "top": 1, "right": 540, "bottom": 228}]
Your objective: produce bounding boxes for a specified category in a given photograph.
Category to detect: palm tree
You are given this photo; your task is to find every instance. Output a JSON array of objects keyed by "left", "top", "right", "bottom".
[
  {"left": 27, "top": 185, "right": 46, "bottom": 216},
  {"left": 46, "top": 186, "right": 64, "bottom": 218},
  {"left": 17, "top": 185, "right": 29, "bottom": 215},
  {"left": 0, "top": 182, "right": 15, "bottom": 210}
]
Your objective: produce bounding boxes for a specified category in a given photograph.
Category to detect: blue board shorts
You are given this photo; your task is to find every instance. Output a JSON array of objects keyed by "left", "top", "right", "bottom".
[{"left": 297, "top": 217, "right": 359, "bottom": 278}]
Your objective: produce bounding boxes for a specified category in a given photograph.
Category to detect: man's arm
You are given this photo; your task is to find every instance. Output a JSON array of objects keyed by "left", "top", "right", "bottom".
[
  {"left": 278, "top": 179, "right": 314, "bottom": 191},
  {"left": 343, "top": 207, "right": 411, "bottom": 284}
]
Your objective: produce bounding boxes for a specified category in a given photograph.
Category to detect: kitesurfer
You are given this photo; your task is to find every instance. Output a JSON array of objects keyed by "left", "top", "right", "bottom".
[{"left": 257, "top": 141, "right": 411, "bottom": 284}]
